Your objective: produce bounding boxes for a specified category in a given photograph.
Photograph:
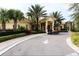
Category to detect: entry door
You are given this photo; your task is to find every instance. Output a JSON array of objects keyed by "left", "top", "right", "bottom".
[
  {"left": 48, "top": 25, "right": 51, "bottom": 31},
  {"left": 47, "top": 24, "right": 52, "bottom": 32}
]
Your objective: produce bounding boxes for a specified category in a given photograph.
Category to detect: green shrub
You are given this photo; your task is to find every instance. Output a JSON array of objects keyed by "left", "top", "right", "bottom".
[
  {"left": 60, "top": 29, "right": 68, "bottom": 32},
  {"left": 37, "top": 30, "right": 45, "bottom": 33},
  {"left": 0, "top": 30, "right": 26, "bottom": 37},
  {"left": 32, "top": 31, "right": 38, "bottom": 34},
  {"left": 18, "top": 25, "right": 26, "bottom": 31},
  {"left": 0, "top": 33, "right": 26, "bottom": 42},
  {"left": 32, "top": 30, "right": 45, "bottom": 34},
  {"left": 0, "top": 29, "right": 45, "bottom": 42},
  {"left": 71, "top": 27, "right": 79, "bottom": 32}
]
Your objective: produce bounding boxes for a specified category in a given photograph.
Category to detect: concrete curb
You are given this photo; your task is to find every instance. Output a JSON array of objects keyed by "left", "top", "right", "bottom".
[
  {"left": 66, "top": 37, "right": 79, "bottom": 53},
  {"left": 0, "top": 34, "right": 44, "bottom": 55}
]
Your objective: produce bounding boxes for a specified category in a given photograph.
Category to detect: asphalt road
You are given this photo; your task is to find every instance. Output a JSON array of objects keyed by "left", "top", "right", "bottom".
[{"left": 2, "top": 32, "right": 77, "bottom": 56}]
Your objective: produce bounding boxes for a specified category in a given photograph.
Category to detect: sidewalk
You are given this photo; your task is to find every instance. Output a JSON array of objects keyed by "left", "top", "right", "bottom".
[{"left": 0, "top": 34, "right": 45, "bottom": 55}]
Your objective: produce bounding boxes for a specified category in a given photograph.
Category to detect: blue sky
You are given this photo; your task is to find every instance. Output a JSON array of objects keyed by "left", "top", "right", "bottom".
[{"left": 0, "top": 0, "right": 73, "bottom": 21}]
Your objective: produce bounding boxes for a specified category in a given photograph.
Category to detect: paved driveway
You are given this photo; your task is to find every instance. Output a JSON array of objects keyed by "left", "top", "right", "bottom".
[{"left": 1, "top": 32, "right": 78, "bottom": 56}]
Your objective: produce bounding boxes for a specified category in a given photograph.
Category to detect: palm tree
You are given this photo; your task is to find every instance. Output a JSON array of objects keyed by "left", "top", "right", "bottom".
[
  {"left": 69, "top": 3, "right": 79, "bottom": 20},
  {"left": 7, "top": 9, "right": 24, "bottom": 31},
  {"left": 27, "top": 11, "right": 36, "bottom": 30},
  {"left": 51, "top": 11, "right": 64, "bottom": 27},
  {"left": 69, "top": 3, "right": 79, "bottom": 12},
  {"left": 0, "top": 8, "right": 9, "bottom": 31},
  {"left": 27, "top": 11, "right": 36, "bottom": 24},
  {"left": 69, "top": 3, "right": 79, "bottom": 30},
  {"left": 27, "top": 4, "right": 47, "bottom": 31}
]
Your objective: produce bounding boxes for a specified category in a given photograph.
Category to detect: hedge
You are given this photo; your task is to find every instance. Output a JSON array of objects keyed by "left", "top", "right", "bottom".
[
  {"left": 60, "top": 29, "right": 68, "bottom": 32},
  {"left": 0, "top": 30, "right": 25, "bottom": 37},
  {"left": 0, "top": 33, "right": 26, "bottom": 43},
  {"left": 0, "top": 29, "right": 45, "bottom": 42}
]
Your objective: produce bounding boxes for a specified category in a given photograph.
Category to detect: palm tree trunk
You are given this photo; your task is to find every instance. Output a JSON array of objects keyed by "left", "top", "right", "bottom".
[
  {"left": 2, "top": 20, "right": 6, "bottom": 31},
  {"left": 36, "top": 17, "right": 38, "bottom": 31},
  {"left": 13, "top": 20, "right": 17, "bottom": 31}
]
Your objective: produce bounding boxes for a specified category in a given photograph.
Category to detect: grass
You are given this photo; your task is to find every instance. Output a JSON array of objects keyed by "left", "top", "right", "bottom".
[
  {"left": 0, "top": 33, "right": 26, "bottom": 43},
  {"left": 71, "top": 32, "right": 79, "bottom": 46}
]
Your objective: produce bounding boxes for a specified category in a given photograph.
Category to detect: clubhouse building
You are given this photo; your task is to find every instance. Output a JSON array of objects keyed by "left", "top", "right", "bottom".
[{"left": 0, "top": 16, "right": 65, "bottom": 33}]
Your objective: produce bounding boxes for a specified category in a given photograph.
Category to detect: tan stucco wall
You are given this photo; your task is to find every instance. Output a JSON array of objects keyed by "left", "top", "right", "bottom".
[{"left": 0, "top": 19, "right": 31, "bottom": 30}]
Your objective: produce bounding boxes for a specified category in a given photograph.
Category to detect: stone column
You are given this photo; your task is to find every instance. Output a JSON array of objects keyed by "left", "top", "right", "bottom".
[
  {"left": 45, "top": 21, "right": 48, "bottom": 33},
  {"left": 52, "top": 20, "right": 54, "bottom": 32},
  {"left": 39, "top": 23, "right": 41, "bottom": 30}
]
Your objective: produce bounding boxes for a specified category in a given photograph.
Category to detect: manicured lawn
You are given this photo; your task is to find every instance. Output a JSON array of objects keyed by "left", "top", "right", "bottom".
[{"left": 71, "top": 32, "right": 79, "bottom": 46}]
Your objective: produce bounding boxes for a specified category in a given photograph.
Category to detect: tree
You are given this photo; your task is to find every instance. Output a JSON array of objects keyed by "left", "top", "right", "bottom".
[
  {"left": 27, "top": 11, "right": 36, "bottom": 24},
  {"left": 27, "top": 11, "right": 36, "bottom": 30},
  {"left": 51, "top": 11, "right": 65, "bottom": 27},
  {"left": 7, "top": 9, "right": 24, "bottom": 31},
  {"left": 0, "top": 8, "right": 9, "bottom": 31},
  {"left": 69, "top": 3, "right": 79, "bottom": 12},
  {"left": 69, "top": 3, "right": 79, "bottom": 31},
  {"left": 27, "top": 4, "right": 47, "bottom": 31}
]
